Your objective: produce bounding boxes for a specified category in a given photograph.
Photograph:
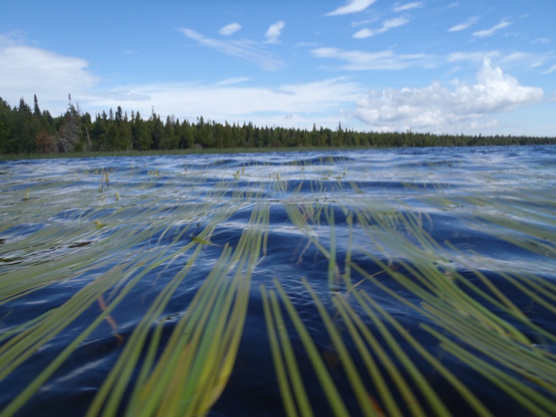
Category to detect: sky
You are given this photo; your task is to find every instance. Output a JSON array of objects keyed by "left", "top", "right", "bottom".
[{"left": 1, "top": 0, "right": 555, "bottom": 136}]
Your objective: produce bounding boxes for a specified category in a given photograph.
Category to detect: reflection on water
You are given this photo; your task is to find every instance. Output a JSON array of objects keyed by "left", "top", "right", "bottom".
[{"left": 0, "top": 145, "right": 555, "bottom": 416}]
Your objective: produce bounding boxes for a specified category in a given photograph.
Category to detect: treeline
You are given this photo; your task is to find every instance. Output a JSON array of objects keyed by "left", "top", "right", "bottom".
[{"left": 0, "top": 95, "right": 554, "bottom": 155}]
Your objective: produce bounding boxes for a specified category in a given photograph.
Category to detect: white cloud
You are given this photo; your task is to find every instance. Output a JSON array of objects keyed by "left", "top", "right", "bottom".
[
  {"left": 448, "top": 16, "right": 480, "bottom": 32},
  {"left": 265, "top": 21, "right": 286, "bottom": 44},
  {"left": 353, "top": 16, "right": 409, "bottom": 38},
  {"left": 392, "top": 2, "right": 423, "bottom": 13},
  {"left": 89, "top": 78, "right": 364, "bottom": 129},
  {"left": 447, "top": 51, "right": 500, "bottom": 63},
  {"left": 354, "top": 59, "right": 544, "bottom": 132},
  {"left": 0, "top": 35, "right": 359, "bottom": 129},
  {"left": 312, "top": 47, "right": 432, "bottom": 70},
  {"left": 542, "top": 64, "right": 556, "bottom": 75},
  {"left": 326, "top": 0, "right": 377, "bottom": 16},
  {"left": 499, "top": 52, "right": 531, "bottom": 64},
  {"left": 447, "top": 50, "right": 551, "bottom": 72},
  {"left": 532, "top": 38, "right": 551, "bottom": 44},
  {"left": 351, "top": 17, "right": 379, "bottom": 27},
  {"left": 472, "top": 19, "right": 512, "bottom": 38},
  {"left": 178, "top": 28, "right": 284, "bottom": 70},
  {"left": 219, "top": 23, "right": 241, "bottom": 36},
  {"left": 216, "top": 77, "right": 251, "bottom": 86},
  {"left": 0, "top": 36, "right": 99, "bottom": 115}
]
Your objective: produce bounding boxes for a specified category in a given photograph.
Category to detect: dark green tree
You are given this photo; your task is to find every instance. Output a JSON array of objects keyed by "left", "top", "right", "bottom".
[
  {"left": 0, "top": 97, "right": 13, "bottom": 154},
  {"left": 161, "top": 116, "right": 178, "bottom": 149},
  {"left": 33, "top": 94, "right": 41, "bottom": 118},
  {"left": 148, "top": 109, "right": 164, "bottom": 150},
  {"left": 132, "top": 111, "right": 151, "bottom": 150},
  {"left": 178, "top": 120, "right": 195, "bottom": 149}
]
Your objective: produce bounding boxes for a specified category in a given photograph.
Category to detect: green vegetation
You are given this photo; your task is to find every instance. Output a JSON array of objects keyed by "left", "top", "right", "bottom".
[
  {"left": 1, "top": 95, "right": 554, "bottom": 158},
  {"left": 0, "top": 156, "right": 555, "bottom": 416}
]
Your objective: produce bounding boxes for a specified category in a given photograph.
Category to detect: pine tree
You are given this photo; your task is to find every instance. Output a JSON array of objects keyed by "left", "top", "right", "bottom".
[
  {"left": 148, "top": 112, "right": 164, "bottom": 150},
  {"left": 161, "top": 115, "right": 178, "bottom": 149},
  {"left": 91, "top": 113, "right": 108, "bottom": 151},
  {"left": 0, "top": 97, "right": 13, "bottom": 153},
  {"left": 33, "top": 95, "right": 41, "bottom": 117},
  {"left": 132, "top": 111, "right": 151, "bottom": 150},
  {"left": 179, "top": 120, "right": 194, "bottom": 149}
]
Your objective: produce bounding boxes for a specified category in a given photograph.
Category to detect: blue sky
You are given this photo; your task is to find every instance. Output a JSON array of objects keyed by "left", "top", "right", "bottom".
[{"left": 1, "top": 0, "right": 555, "bottom": 135}]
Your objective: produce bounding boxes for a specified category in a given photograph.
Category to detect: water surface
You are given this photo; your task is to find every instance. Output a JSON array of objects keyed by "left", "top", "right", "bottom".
[{"left": 1, "top": 146, "right": 555, "bottom": 416}]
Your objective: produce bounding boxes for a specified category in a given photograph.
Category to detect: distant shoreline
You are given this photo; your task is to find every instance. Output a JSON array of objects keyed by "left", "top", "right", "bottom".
[{"left": 1, "top": 95, "right": 555, "bottom": 159}]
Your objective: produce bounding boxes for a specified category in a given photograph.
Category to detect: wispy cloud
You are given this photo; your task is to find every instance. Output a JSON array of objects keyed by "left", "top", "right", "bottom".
[
  {"left": 392, "top": 2, "right": 423, "bottom": 13},
  {"left": 448, "top": 16, "right": 480, "bottom": 32},
  {"left": 178, "top": 28, "right": 284, "bottom": 71},
  {"left": 216, "top": 77, "right": 251, "bottom": 86},
  {"left": 542, "top": 64, "right": 556, "bottom": 75},
  {"left": 354, "top": 59, "right": 544, "bottom": 132},
  {"left": 325, "top": 0, "right": 377, "bottom": 16},
  {"left": 219, "top": 23, "right": 241, "bottom": 36},
  {"left": 532, "top": 37, "right": 551, "bottom": 44},
  {"left": 311, "top": 47, "right": 432, "bottom": 70},
  {"left": 472, "top": 19, "right": 512, "bottom": 38},
  {"left": 351, "top": 17, "right": 379, "bottom": 27},
  {"left": 447, "top": 51, "right": 500, "bottom": 63},
  {"left": 353, "top": 16, "right": 409, "bottom": 38},
  {"left": 92, "top": 78, "right": 364, "bottom": 129},
  {"left": 0, "top": 33, "right": 364, "bottom": 130},
  {"left": 265, "top": 21, "right": 286, "bottom": 44},
  {"left": 446, "top": 50, "right": 550, "bottom": 71}
]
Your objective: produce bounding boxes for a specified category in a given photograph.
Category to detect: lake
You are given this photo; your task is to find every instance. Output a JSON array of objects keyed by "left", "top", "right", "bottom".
[{"left": 1, "top": 145, "right": 555, "bottom": 416}]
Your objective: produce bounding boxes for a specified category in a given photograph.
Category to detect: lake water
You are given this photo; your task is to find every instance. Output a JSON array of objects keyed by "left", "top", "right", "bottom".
[{"left": 1, "top": 146, "right": 555, "bottom": 416}]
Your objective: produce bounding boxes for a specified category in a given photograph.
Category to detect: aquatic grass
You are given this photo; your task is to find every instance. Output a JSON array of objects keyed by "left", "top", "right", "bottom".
[
  {"left": 302, "top": 279, "right": 377, "bottom": 416},
  {"left": 261, "top": 286, "right": 313, "bottom": 417},
  {"left": 425, "top": 326, "right": 555, "bottom": 417},
  {"left": 84, "top": 203, "right": 269, "bottom": 416},
  {"left": 1, "top": 150, "right": 555, "bottom": 415},
  {"left": 269, "top": 279, "right": 351, "bottom": 417}
]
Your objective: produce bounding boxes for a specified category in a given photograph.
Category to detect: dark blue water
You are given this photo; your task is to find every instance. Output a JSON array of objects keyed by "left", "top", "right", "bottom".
[{"left": 1, "top": 146, "right": 555, "bottom": 416}]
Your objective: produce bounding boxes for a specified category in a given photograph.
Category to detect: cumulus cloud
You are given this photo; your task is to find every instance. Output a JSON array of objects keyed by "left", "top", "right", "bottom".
[
  {"left": 0, "top": 35, "right": 99, "bottom": 115},
  {"left": 354, "top": 59, "right": 544, "bottom": 132},
  {"left": 448, "top": 16, "right": 480, "bottom": 32},
  {"left": 311, "top": 47, "right": 431, "bottom": 70},
  {"left": 353, "top": 17, "right": 409, "bottom": 38},
  {"left": 178, "top": 28, "right": 284, "bottom": 70},
  {"left": 265, "top": 21, "right": 286, "bottom": 44},
  {"left": 473, "top": 19, "right": 512, "bottom": 38},
  {"left": 326, "top": 0, "right": 377, "bottom": 16},
  {"left": 219, "top": 23, "right": 241, "bottom": 36},
  {"left": 392, "top": 2, "right": 423, "bottom": 13}
]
